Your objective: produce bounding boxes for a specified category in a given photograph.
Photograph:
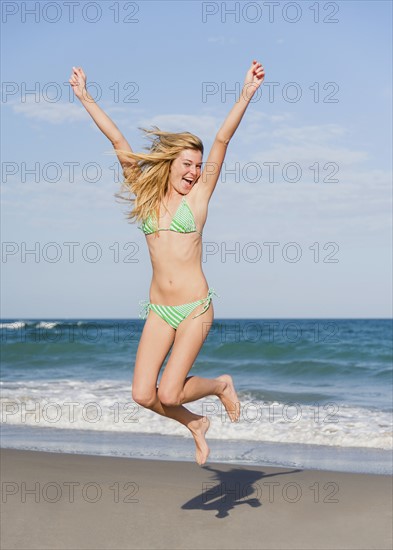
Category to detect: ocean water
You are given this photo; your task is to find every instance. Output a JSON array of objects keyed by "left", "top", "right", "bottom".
[{"left": 1, "top": 318, "right": 392, "bottom": 474}]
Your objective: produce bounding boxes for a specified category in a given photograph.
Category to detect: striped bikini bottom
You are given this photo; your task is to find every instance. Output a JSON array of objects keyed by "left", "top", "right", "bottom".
[{"left": 139, "top": 288, "right": 219, "bottom": 330}]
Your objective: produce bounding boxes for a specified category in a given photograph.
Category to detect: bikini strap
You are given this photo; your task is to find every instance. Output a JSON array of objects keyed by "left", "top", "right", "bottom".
[
  {"left": 192, "top": 288, "right": 220, "bottom": 320},
  {"left": 139, "top": 299, "right": 151, "bottom": 320}
]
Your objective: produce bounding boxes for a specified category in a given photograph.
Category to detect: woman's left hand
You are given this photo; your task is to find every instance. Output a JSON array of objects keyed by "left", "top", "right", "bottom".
[{"left": 243, "top": 60, "right": 265, "bottom": 97}]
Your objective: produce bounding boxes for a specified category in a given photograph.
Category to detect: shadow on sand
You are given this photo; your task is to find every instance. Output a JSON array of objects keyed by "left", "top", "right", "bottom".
[{"left": 182, "top": 465, "right": 303, "bottom": 518}]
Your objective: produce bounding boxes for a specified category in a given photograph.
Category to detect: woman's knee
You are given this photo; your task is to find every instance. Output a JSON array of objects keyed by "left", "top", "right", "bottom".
[
  {"left": 157, "top": 386, "right": 182, "bottom": 407},
  {"left": 131, "top": 386, "right": 157, "bottom": 409}
]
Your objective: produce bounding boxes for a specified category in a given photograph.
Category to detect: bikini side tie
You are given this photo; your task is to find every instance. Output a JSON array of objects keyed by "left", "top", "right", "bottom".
[
  {"left": 139, "top": 299, "right": 151, "bottom": 320},
  {"left": 191, "top": 288, "right": 220, "bottom": 319}
]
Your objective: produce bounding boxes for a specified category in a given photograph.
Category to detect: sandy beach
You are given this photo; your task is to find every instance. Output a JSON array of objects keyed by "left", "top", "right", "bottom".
[{"left": 1, "top": 449, "right": 392, "bottom": 550}]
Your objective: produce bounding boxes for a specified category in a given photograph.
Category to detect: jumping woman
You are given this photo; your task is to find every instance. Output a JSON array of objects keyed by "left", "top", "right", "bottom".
[{"left": 69, "top": 60, "right": 265, "bottom": 465}]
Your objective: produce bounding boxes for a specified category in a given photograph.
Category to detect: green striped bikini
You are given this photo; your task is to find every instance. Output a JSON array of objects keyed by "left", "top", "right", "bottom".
[
  {"left": 139, "top": 287, "right": 219, "bottom": 330},
  {"left": 138, "top": 196, "right": 219, "bottom": 330},
  {"left": 138, "top": 195, "right": 202, "bottom": 236}
]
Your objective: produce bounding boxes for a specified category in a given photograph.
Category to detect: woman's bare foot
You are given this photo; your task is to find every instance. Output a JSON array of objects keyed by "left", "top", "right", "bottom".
[
  {"left": 216, "top": 374, "right": 240, "bottom": 422},
  {"left": 188, "top": 416, "right": 210, "bottom": 465}
]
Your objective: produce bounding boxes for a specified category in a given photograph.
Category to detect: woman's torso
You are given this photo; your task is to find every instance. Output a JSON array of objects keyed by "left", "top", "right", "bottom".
[{"left": 143, "top": 190, "right": 209, "bottom": 304}]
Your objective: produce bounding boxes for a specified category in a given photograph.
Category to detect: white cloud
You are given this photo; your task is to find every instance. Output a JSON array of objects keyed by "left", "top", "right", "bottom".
[
  {"left": 138, "top": 113, "right": 220, "bottom": 139},
  {"left": 203, "top": 117, "right": 392, "bottom": 241},
  {"left": 8, "top": 96, "right": 89, "bottom": 124},
  {"left": 236, "top": 118, "right": 368, "bottom": 166},
  {"left": 1, "top": 164, "right": 123, "bottom": 232},
  {"left": 138, "top": 111, "right": 295, "bottom": 144},
  {"left": 6, "top": 96, "right": 142, "bottom": 125},
  {"left": 271, "top": 123, "right": 349, "bottom": 143},
  {"left": 253, "top": 143, "right": 368, "bottom": 166}
]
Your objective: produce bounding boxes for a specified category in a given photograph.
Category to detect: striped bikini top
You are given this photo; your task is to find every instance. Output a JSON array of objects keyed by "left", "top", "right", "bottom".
[{"left": 138, "top": 196, "right": 202, "bottom": 237}]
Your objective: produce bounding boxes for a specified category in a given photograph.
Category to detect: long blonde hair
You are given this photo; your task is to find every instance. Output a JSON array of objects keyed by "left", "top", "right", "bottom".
[{"left": 113, "top": 127, "right": 204, "bottom": 232}]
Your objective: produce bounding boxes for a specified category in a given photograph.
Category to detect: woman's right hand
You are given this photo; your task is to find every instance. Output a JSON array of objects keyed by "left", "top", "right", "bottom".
[{"left": 69, "top": 66, "right": 87, "bottom": 100}]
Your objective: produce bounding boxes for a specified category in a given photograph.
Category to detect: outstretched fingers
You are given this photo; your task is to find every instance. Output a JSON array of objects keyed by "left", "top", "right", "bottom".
[{"left": 69, "top": 67, "right": 87, "bottom": 97}]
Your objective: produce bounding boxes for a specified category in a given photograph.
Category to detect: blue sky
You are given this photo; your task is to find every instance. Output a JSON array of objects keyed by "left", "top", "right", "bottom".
[{"left": 1, "top": 0, "right": 392, "bottom": 318}]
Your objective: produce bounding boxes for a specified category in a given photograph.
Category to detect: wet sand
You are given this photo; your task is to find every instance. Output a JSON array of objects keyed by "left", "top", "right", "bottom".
[{"left": 1, "top": 449, "right": 392, "bottom": 549}]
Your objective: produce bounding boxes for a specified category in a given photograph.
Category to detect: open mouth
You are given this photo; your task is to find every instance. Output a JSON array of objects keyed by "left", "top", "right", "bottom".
[{"left": 182, "top": 178, "right": 193, "bottom": 186}]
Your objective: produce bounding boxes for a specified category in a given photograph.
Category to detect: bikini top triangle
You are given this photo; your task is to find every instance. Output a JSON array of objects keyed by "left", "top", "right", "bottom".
[{"left": 139, "top": 196, "right": 202, "bottom": 237}]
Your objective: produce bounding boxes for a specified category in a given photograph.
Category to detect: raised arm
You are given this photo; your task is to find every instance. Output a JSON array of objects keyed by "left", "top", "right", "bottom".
[
  {"left": 197, "top": 60, "right": 265, "bottom": 203},
  {"left": 69, "top": 66, "right": 135, "bottom": 173}
]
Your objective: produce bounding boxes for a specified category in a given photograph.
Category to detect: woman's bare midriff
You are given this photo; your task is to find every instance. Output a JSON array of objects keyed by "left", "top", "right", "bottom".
[{"left": 145, "top": 231, "right": 208, "bottom": 305}]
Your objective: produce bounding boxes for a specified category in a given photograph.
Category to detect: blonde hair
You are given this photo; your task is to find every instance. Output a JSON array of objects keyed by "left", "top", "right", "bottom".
[{"left": 113, "top": 127, "right": 204, "bottom": 234}]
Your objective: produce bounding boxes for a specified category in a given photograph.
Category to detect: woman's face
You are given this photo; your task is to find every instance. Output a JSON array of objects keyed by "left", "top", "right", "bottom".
[{"left": 169, "top": 149, "right": 203, "bottom": 194}]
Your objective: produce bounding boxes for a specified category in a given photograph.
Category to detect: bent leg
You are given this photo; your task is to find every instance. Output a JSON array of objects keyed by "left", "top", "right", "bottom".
[
  {"left": 133, "top": 310, "right": 210, "bottom": 464},
  {"left": 158, "top": 301, "right": 240, "bottom": 421}
]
